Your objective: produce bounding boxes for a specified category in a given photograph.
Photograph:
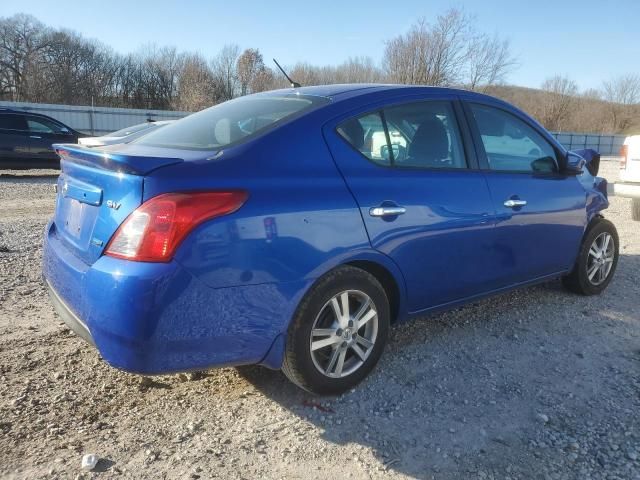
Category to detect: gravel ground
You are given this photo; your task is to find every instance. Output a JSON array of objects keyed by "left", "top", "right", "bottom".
[{"left": 0, "top": 163, "right": 638, "bottom": 480}]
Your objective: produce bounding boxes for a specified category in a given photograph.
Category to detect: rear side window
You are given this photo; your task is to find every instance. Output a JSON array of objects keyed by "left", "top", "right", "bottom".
[
  {"left": 0, "top": 113, "right": 27, "bottom": 130},
  {"left": 134, "top": 94, "right": 329, "bottom": 150},
  {"left": 338, "top": 101, "right": 467, "bottom": 169},
  {"left": 337, "top": 113, "right": 389, "bottom": 164},
  {"left": 469, "top": 104, "right": 558, "bottom": 173}
]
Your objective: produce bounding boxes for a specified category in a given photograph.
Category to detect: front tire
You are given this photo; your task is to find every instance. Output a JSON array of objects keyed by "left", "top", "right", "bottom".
[
  {"left": 562, "top": 218, "right": 619, "bottom": 295},
  {"left": 282, "top": 266, "right": 390, "bottom": 395}
]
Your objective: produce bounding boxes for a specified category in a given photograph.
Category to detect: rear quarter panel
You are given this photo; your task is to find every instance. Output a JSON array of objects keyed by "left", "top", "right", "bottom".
[{"left": 142, "top": 111, "right": 374, "bottom": 289}]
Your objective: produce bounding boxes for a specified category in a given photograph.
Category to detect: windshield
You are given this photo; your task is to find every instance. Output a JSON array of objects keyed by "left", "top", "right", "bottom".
[{"left": 133, "top": 94, "right": 329, "bottom": 150}]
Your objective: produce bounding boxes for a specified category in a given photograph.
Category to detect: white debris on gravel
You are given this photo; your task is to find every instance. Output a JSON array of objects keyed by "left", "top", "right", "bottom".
[
  {"left": 0, "top": 164, "right": 639, "bottom": 479},
  {"left": 80, "top": 454, "right": 98, "bottom": 471},
  {"left": 536, "top": 413, "right": 549, "bottom": 424}
]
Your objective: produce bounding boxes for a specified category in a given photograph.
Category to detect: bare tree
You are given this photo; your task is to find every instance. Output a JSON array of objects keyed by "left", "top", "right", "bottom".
[
  {"left": 211, "top": 44, "right": 239, "bottom": 101},
  {"left": 237, "top": 48, "right": 265, "bottom": 95},
  {"left": 136, "top": 45, "right": 185, "bottom": 109},
  {"left": 383, "top": 9, "right": 476, "bottom": 86},
  {"left": 285, "top": 63, "right": 324, "bottom": 87},
  {"left": 0, "top": 14, "right": 51, "bottom": 101},
  {"left": 335, "top": 56, "right": 383, "bottom": 83},
  {"left": 250, "top": 66, "right": 275, "bottom": 93},
  {"left": 466, "top": 34, "right": 516, "bottom": 91},
  {"left": 537, "top": 75, "right": 579, "bottom": 131},
  {"left": 174, "top": 53, "right": 216, "bottom": 111},
  {"left": 33, "top": 30, "right": 119, "bottom": 105},
  {"left": 602, "top": 74, "right": 640, "bottom": 132}
]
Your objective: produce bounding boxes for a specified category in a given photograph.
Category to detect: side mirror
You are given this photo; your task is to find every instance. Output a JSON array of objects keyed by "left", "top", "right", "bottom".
[
  {"left": 571, "top": 148, "right": 600, "bottom": 176},
  {"left": 531, "top": 156, "right": 557, "bottom": 173},
  {"left": 59, "top": 127, "right": 70, "bottom": 134},
  {"left": 564, "top": 151, "right": 586, "bottom": 175},
  {"left": 380, "top": 144, "right": 406, "bottom": 162}
]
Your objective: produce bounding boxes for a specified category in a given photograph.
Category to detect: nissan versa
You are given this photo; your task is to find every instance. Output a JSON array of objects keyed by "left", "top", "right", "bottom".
[{"left": 42, "top": 85, "right": 619, "bottom": 394}]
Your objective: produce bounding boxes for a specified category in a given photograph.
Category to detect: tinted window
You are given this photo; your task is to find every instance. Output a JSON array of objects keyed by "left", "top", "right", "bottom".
[
  {"left": 135, "top": 94, "right": 329, "bottom": 150},
  {"left": 337, "top": 112, "right": 390, "bottom": 166},
  {"left": 384, "top": 101, "right": 466, "bottom": 169},
  {"left": 27, "top": 116, "right": 66, "bottom": 134},
  {"left": 0, "top": 113, "right": 27, "bottom": 130},
  {"left": 338, "top": 101, "right": 467, "bottom": 169},
  {"left": 470, "top": 104, "right": 558, "bottom": 173}
]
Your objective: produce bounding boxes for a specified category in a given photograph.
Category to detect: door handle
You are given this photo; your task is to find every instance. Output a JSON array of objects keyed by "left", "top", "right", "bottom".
[
  {"left": 29, "top": 135, "right": 42, "bottom": 139},
  {"left": 369, "top": 206, "right": 407, "bottom": 217},
  {"left": 504, "top": 199, "right": 527, "bottom": 208}
]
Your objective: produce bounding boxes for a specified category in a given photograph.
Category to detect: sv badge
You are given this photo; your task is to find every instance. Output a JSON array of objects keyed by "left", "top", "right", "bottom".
[{"left": 106, "top": 200, "right": 121, "bottom": 210}]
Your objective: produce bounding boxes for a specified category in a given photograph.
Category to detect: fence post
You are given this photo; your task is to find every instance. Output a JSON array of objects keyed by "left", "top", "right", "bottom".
[{"left": 89, "top": 97, "right": 95, "bottom": 136}]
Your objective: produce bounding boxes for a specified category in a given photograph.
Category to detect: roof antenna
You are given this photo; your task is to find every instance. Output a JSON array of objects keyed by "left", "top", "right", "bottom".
[{"left": 273, "top": 58, "right": 301, "bottom": 88}]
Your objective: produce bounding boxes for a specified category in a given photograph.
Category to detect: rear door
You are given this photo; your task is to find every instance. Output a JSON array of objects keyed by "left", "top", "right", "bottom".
[
  {"left": 0, "top": 113, "right": 31, "bottom": 167},
  {"left": 463, "top": 100, "right": 585, "bottom": 286},
  {"left": 324, "top": 96, "right": 499, "bottom": 313},
  {"left": 26, "top": 115, "right": 76, "bottom": 166}
]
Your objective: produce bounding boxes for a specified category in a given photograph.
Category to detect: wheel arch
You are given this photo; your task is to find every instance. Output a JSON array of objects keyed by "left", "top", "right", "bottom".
[
  {"left": 259, "top": 250, "right": 408, "bottom": 370},
  {"left": 346, "top": 259, "right": 402, "bottom": 325}
]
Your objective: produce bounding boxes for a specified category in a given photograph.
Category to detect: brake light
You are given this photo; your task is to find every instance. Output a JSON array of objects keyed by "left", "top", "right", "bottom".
[
  {"left": 620, "top": 145, "right": 628, "bottom": 169},
  {"left": 105, "top": 191, "right": 247, "bottom": 262}
]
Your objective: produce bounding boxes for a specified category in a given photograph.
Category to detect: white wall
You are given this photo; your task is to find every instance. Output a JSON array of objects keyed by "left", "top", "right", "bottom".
[{"left": 0, "top": 101, "right": 191, "bottom": 135}]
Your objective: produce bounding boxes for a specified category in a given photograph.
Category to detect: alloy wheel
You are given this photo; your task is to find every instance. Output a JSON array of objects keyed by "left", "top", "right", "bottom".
[
  {"left": 586, "top": 232, "right": 615, "bottom": 286},
  {"left": 309, "top": 290, "right": 378, "bottom": 378}
]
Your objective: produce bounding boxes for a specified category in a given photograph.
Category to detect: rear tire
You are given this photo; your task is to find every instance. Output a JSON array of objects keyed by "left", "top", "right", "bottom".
[
  {"left": 282, "top": 266, "right": 389, "bottom": 395},
  {"left": 632, "top": 198, "right": 640, "bottom": 222},
  {"left": 562, "top": 218, "right": 619, "bottom": 295}
]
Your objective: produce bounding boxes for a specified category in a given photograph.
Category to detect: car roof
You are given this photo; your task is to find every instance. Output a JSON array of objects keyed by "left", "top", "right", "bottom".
[
  {"left": 261, "top": 83, "right": 503, "bottom": 104},
  {"left": 0, "top": 108, "right": 75, "bottom": 128},
  {"left": 0, "top": 107, "right": 63, "bottom": 119}
]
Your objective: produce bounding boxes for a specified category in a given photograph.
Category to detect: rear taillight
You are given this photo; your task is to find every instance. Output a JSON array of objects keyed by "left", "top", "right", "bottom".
[
  {"left": 620, "top": 145, "right": 628, "bottom": 169},
  {"left": 105, "top": 191, "right": 247, "bottom": 262}
]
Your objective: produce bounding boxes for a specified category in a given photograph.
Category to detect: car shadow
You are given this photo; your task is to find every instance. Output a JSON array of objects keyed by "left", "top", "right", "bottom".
[
  {"left": 0, "top": 172, "right": 59, "bottom": 183},
  {"left": 237, "top": 253, "right": 640, "bottom": 478}
]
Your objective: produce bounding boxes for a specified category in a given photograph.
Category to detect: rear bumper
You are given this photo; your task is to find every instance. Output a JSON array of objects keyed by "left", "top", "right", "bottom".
[
  {"left": 46, "top": 279, "right": 94, "bottom": 346},
  {"left": 42, "top": 220, "right": 299, "bottom": 374}
]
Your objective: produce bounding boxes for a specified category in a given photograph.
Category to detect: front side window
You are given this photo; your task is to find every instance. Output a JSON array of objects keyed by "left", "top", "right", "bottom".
[
  {"left": 134, "top": 94, "right": 329, "bottom": 150},
  {"left": 469, "top": 104, "right": 558, "bottom": 173},
  {"left": 338, "top": 101, "right": 467, "bottom": 169},
  {"left": 27, "top": 116, "right": 66, "bottom": 134}
]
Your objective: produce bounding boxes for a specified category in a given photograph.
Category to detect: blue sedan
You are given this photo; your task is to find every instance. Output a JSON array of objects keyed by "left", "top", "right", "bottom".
[{"left": 42, "top": 85, "right": 618, "bottom": 394}]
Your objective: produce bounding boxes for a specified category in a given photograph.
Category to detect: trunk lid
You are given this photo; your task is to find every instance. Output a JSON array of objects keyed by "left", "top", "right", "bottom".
[{"left": 52, "top": 144, "right": 183, "bottom": 265}]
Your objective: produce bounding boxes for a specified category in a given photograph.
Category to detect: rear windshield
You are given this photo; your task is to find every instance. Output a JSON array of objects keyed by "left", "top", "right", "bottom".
[{"left": 133, "top": 94, "right": 329, "bottom": 150}]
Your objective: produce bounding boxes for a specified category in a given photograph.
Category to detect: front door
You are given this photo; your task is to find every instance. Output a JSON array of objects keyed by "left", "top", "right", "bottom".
[
  {"left": 0, "top": 113, "right": 31, "bottom": 167},
  {"left": 324, "top": 97, "right": 499, "bottom": 313},
  {"left": 464, "top": 101, "right": 585, "bottom": 286},
  {"left": 25, "top": 115, "right": 75, "bottom": 167}
]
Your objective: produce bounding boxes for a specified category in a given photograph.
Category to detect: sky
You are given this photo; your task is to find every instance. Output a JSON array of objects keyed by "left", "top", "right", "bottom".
[{"left": 1, "top": 0, "right": 639, "bottom": 91}]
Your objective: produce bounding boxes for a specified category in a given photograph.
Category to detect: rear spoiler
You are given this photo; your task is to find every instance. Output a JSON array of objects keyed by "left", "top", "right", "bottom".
[{"left": 54, "top": 144, "right": 183, "bottom": 175}]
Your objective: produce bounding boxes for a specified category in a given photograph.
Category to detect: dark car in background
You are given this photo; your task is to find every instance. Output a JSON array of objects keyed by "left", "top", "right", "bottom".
[{"left": 0, "top": 108, "right": 82, "bottom": 169}]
